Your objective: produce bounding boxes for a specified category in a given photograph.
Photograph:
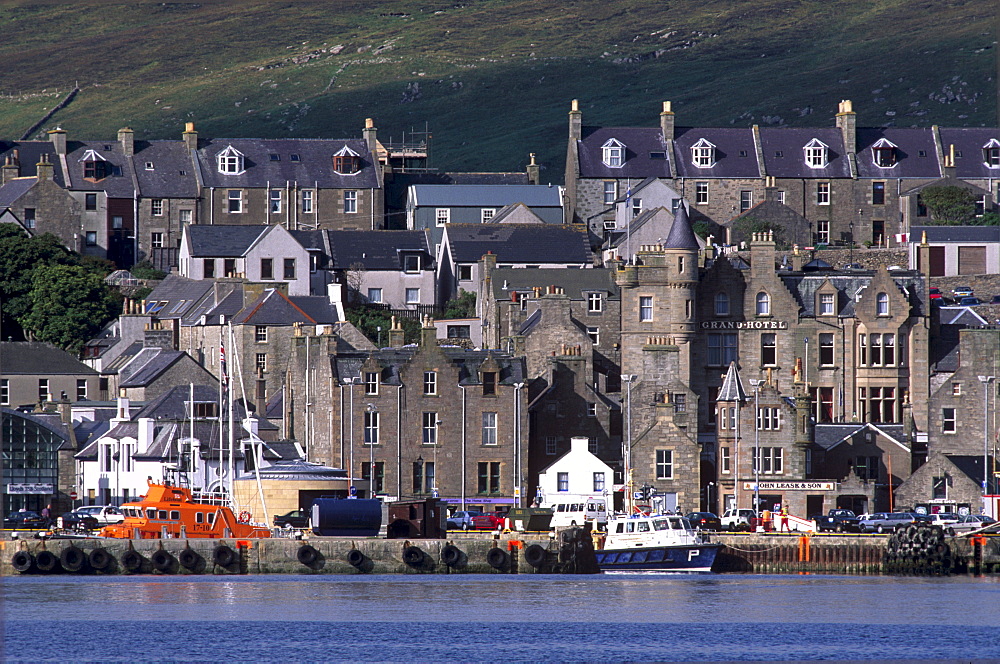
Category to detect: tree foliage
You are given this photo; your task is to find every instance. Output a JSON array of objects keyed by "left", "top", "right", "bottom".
[
  {"left": 345, "top": 305, "right": 421, "bottom": 346},
  {"left": 22, "top": 264, "right": 122, "bottom": 353},
  {"left": 731, "top": 216, "right": 788, "bottom": 249},
  {"left": 919, "top": 186, "right": 977, "bottom": 224},
  {"left": 129, "top": 259, "right": 167, "bottom": 280},
  {"left": 442, "top": 290, "right": 476, "bottom": 319}
]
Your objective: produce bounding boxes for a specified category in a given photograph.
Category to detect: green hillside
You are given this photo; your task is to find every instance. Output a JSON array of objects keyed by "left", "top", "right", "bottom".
[{"left": 0, "top": 0, "right": 995, "bottom": 176}]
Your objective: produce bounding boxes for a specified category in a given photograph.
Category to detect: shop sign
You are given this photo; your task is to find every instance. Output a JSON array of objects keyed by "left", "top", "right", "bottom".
[
  {"left": 742, "top": 481, "right": 836, "bottom": 491},
  {"left": 702, "top": 320, "right": 788, "bottom": 330},
  {"left": 6, "top": 483, "right": 55, "bottom": 495}
]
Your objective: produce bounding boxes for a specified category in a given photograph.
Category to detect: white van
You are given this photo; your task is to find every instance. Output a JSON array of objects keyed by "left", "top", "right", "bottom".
[{"left": 545, "top": 497, "right": 608, "bottom": 529}]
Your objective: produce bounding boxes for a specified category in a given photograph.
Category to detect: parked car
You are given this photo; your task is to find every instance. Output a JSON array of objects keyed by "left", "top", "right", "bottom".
[
  {"left": 858, "top": 512, "right": 919, "bottom": 533},
  {"left": 56, "top": 510, "right": 100, "bottom": 531},
  {"left": 928, "top": 287, "right": 943, "bottom": 301},
  {"left": 811, "top": 509, "right": 862, "bottom": 533},
  {"left": 273, "top": 509, "right": 310, "bottom": 529},
  {"left": 959, "top": 296, "right": 981, "bottom": 306},
  {"left": 69, "top": 505, "right": 124, "bottom": 525},
  {"left": 446, "top": 510, "right": 483, "bottom": 530},
  {"left": 952, "top": 286, "right": 974, "bottom": 298},
  {"left": 990, "top": 295, "right": 1000, "bottom": 305},
  {"left": 945, "top": 514, "right": 997, "bottom": 535},
  {"left": 721, "top": 508, "right": 757, "bottom": 531},
  {"left": 924, "top": 513, "right": 961, "bottom": 526},
  {"left": 4, "top": 511, "right": 48, "bottom": 529},
  {"left": 684, "top": 512, "right": 722, "bottom": 531},
  {"left": 471, "top": 510, "right": 508, "bottom": 530}
]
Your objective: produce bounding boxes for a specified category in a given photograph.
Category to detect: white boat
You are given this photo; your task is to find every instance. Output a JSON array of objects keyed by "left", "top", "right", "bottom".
[{"left": 594, "top": 513, "right": 721, "bottom": 573}]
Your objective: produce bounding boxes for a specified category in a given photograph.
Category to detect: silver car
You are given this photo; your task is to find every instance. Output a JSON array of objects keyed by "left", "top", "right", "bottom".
[
  {"left": 945, "top": 514, "right": 997, "bottom": 535},
  {"left": 858, "top": 512, "right": 915, "bottom": 534}
]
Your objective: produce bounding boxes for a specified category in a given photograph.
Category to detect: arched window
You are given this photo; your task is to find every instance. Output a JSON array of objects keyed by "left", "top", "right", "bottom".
[
  {"left": 876, "top": 292, "right": 889, "bottom": 316},
  {"left": 715, "top": 292, "right": 730, "bottom": 316},
  {"left": 756, "top": 292, "right": 770, "bottom": 316}
]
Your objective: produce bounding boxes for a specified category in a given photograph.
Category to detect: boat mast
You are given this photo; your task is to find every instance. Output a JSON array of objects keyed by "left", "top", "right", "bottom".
[
  {"left": 231, "top": 322, "right": 269, "bottom": 522},
  {"left": 227, "top": 322, "right": 235, "bottom": 508}
]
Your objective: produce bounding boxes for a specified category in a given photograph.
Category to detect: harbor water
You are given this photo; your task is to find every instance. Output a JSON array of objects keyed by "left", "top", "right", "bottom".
[{"left": 4, "top": 573, "right": 1000, "bottom": 662}]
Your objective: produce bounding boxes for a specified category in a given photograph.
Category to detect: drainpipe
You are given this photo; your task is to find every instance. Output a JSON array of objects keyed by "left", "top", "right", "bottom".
[
  {"left": 397, "top": 384, "right": 403, "bottom": 499},
  {"left": 459, "top": 384, "right": 467, "bottom": 510}
]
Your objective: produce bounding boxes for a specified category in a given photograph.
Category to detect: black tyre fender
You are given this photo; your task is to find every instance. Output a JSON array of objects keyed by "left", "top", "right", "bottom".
[
  {"left": 346, "top": 548, "right": 367, "bottom": 568},
  {"left": 88, "top": 548, "right": 112, "bottom": 571},
  {"left": 402, "top": 546, "right": 425, "bottom": 567},
  {"left": 151, "top": 549, "right": 176, "bottom": 573},
  {"left": 35, "top": 550, "right": 61, "bottom": 573},
  {"left": 11, "top": 550, "right": 34, "bottom": 573},
  {"left": 212, "top": 545, "right": 236, "bottom": 567},
  {"left": 297, "top": 544, "right": 318, "bottom": 566},
  {"left": 440, "top": 544, "right": 462, "bottom": 567},
  {"left": 930, "top": 525, "right": 944, "bottom": 540},
  {"left": 486, "top": 547, "right": 509, "bottom": 570},
  {"left": 60, "top": 545, "right": 86, "bottom": 573},
  {"left": 524, "top": 543, "right": 547, "bottom": 568},
  {"left": 178, "top": 548, "right": 200, "bottom": 570},
  {"left": 947, "top": 527, "right": 956, "bottom": 537},
  {"left": 122, "top": 550, "right": 144, "bottom": 573}
]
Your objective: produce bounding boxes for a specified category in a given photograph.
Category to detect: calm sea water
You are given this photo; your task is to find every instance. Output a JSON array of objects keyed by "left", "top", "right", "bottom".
[{"left": 4, "top": 573, "right": 1000, "bottom": 662}]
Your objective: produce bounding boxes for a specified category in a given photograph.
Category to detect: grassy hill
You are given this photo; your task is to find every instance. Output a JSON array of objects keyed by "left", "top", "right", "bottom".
[{"left": 0, "top": 0, "right": 995, "bottom": 176}]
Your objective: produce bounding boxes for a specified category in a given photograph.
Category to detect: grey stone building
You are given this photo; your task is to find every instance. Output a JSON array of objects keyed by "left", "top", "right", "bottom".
[{"left": 1, "top": 342, "right": 102, "bottom": 408}]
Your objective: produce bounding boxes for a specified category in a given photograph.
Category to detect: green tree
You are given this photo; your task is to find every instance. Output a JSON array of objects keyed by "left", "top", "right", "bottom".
[
  {"left": 919, "top": 186, "right": 977, "bottom": 224},
  {"left": 21, "top": 264, "right": 122, "bottom": 353},
  {"left": 129, "top": 259, "right": 167, "bottom": 280},
  {"left": 442, "top": 290, "right": 476, "bottom": 319},
  {"left": 0, "top": 228, "right": 78, "bottom": 339},
  {"left": 731, "top": 216, "right": 788, "bottom": 249},
  {"left": 345, "top": 305, "right": 421, "bottom": 346}
]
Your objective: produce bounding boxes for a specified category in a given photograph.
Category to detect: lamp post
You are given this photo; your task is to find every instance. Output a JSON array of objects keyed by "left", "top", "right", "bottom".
[
  {"left": 432, "top": 419, "right": 441, "bottom": 498},
  {"left": 513, "top": 382, "right": 524, "bottom": 508},
  {"left": 366, "top": 403, "right": 377, "bottom": 498},
  {"left": 343, "top": 376, "right": 358, "bottom": 493},
  {"left": 416, "top": 455, "right": 424, "bottom": 496},
  {"left": 978, "top": 376, "right": 995, "bottom": 496},
  {"left": 621, "top": 374, "right": 637, "bottom": 510},
  {"left": 749, "top": 379, "right": 764, "bottom": 516}
]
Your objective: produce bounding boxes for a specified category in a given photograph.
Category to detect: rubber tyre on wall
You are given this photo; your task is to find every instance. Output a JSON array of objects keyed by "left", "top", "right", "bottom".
[
  {"left": 347, "top": 549, "right": 367, "bottom": 568},
  {"left": 440, "top": 544, "right": 462, "bottom": 567},
  {"left": 297, "top": 544, "right": 318, "bottom": 566},
  {"left": 11, "top": 551, "right": 34, "bottom": 573},
  {"left": 213, "top": 545, "right": 236, "bottom": 567},
  {"left": 402, "top": 546, "right": 425, "bottom": 567},
  {"left": 178, "top": 548, "right": 200, "bottom": 570},
  {"left": 486, "top": 547, "right": 509, "bottom": 570},
  {"left": 151, "top": 549, "right": 176, "bottom": 573},
  {"left": 524, "top": 544, "right": 547, "bottom": 568},
  {"left": 60, "top": 545, "right": 86, "bottom": 573},
  {"left": 35, "top": 550, "right": 61, "bottom": 573},
  {"left": 122, "top": 550, "right": 143, "bottom": 573},
  {"left": 88, "top": 548, "right": 112, "bottom": 571}
]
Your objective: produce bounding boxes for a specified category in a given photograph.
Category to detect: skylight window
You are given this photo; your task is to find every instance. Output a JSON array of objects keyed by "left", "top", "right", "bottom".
[
  {"left": 145, "top": 162, "right": 154, "bottom": 170},
  {"left": 290, "top": 154, "right": 300, "bottom": 162},
  {"left": 269, "top": 154, "right": 280, "bottom": 161}
]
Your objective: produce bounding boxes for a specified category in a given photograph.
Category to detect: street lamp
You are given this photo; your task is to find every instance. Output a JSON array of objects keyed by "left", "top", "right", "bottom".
[
  {"left": 366, "top": 403, "right": 377, "bottom": 498},
  {"left": 978, "top": 376, "right": 995, "bottom": 496},
  {"left": 749, "top": 379, "right": 764, "bottom": 516},
  {"left": 342, "top": 376, "right": 359, "bottom": 493},
  {"left": 432, "top": 419, "right": 441, "bottom": 498},
  {"left": 416, "top": 455, "right": 424, "bottom": 496},
  {"left": 513, "top": 382, "right": 524, "bottom": 508},
  {"left": 621, "top": 374, "right": 638, "bottom": 510}
]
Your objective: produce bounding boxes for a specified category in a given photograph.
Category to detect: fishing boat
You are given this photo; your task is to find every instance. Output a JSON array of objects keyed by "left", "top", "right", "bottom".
[
  {"left": 593, "top": 513, "right": 721, "bottom": 573},
  {"left": 100, "top": 479, "right": 271, "bottom": 539}
]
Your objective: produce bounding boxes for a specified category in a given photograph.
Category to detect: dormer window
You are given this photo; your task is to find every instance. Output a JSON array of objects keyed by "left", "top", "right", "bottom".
[
  {"left": 333, "top": 145, "right": 361, "bottom": 174},
  {"left": 691, "top": 138, "right": 716, "bottom": 168},
  {"left": 601, "top": 139, "right": 625, "bottom": 168},
  {"left": 79, "top": 149, "right": 109, "bottom": 181},
  {"left": 982, "top": 138, "right": 1000, "bottom": 168},
  {"left": 217, "top": 145, "right": 244, "bottom": 174},
  {"left": 871, "top": 138, "right": 898, "bottom": 168},
  {"left": 803, "top": 138, "right": 829, "bottom": 169}
]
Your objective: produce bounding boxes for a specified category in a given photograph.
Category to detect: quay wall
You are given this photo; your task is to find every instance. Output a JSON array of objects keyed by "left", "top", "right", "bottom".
[{"left": 2, "top": 532, "right": 998, "bottom": 576}]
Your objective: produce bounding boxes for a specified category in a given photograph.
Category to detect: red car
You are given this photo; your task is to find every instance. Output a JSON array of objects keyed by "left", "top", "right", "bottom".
[{"left": 471, "top": 511, "right": 508, "bottom": 530}]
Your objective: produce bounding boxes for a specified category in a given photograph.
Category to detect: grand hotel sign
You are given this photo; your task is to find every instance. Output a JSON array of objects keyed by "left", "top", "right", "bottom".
[{"left": 702, "top": 320, "right": 788, "bottom": 330}]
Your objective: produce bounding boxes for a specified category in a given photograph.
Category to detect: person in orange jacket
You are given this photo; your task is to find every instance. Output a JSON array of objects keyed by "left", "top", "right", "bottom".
[{"left": 779, "top": 506, "right": 790, "bottom": 532}]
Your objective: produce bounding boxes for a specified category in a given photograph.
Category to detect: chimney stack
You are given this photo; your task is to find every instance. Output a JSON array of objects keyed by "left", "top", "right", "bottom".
[
  {"left": 569, "top": 99, "right": 582, "bottom": 142},
  {"left": 1, "top": 154, "right": 19, "bottom": 185},
  {"left": 526, "top": 153, "right": 540, "bottom": 185},
  {"left": 35, "top": 154, "right": 54, "bottom": 181},
  {"left": 660, "top": 101, "right": 675, "bottom": 142},
  {"left": 48, "top": 127, "right": 67, "bottom": 155},
  {"left": 835, "top": 100, "right": 856, "bottom": 155},
  {"left": 118, "top": 127, "right": 134, "bottom": 156},
  {"left": 182, "top": 122, "right": 198, "bottom": 151}
]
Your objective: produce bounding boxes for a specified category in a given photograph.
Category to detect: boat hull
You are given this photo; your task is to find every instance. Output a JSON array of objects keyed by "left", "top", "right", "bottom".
[{"left": 595, "top": 543, "right": 721, "bottom": 573}]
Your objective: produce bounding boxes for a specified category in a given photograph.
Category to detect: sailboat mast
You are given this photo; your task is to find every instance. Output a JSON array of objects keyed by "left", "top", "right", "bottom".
[{"left": 227, "top": 323, "right": 235, "bottom": 506}]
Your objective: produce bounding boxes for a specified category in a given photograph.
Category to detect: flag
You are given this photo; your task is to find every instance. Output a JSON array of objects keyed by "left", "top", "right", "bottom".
[{"left": 220, "top": 340, "right": 228, "bottom": 386}]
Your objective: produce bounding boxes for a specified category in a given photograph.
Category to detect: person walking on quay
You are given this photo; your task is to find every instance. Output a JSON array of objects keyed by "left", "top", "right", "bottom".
[
  {"left": 779, "top": 506, "right": 790, "bottom": 532},
  {"left": 41, "top": 503, "right": 51, "bottom": 527}
]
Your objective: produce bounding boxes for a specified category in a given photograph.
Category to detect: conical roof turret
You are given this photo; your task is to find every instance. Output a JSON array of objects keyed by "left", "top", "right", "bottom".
[
  {"left": 663, "top": 203, "right": 700, "bottom": 250},
  {"left": 717, "top": 361, "right": 748, "bottom": 403}
]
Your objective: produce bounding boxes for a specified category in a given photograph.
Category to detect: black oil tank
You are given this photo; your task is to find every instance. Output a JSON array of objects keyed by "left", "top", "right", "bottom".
[{"left": 311, "top": 498, "right": 382, "bottom": 537}]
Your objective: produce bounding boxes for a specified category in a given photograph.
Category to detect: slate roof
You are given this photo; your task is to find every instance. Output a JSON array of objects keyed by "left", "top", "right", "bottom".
[
  {"left": 780, "top": 271, "right": 927, "bottom": 318},
  {"left": 758, "top": 128, "right": 851, "bottom": 179},
  {"left": 672, "top": 127, "right": 760, "bottom": 179},
  {"left": 236, "top": 459, "right": 346, "bottom": 481},
  {"left": 911, "top": 225, "right": 1000, "bottom": 243},
  {"left": 486, "top": 203, "right": 547, "bottom": 224},
  {"left": 140, "top": 274, "right": 215, "bottom": 321},
  {"left": 0, "top": 141, "right": 67, "bottom": 185},
  {"left": 899, "top": 175, "right": 991, "bottom": 198},
  {"left": 717, "top": 361, "right": 748, "bottom": 402},
  {"left": 577, "top": 127, "right": 670, "bottom": 179},
  {"left": 663, "top": 203, "right": 699, "bottom": 250},
  {"left": 182, "top": 288, "right": 246, "bottom": 326},
  {"left": 936, "top": 128, "right": 1000, "bottom": 179},
  {"left": 325, "top": 230, "right": 431, "bottom": 270},
  {"left": 410, "top": 184, "right": 562, "bottom": 207},
  {"left": 0, "top": 178, "right": 36, "bottom": 207},
  {"left": 232, "top": 289, "right": 341, "bottom": 326},
  {"left": 62, "top": 141, "right": 137, "bottom": 197},
  {"left": 813, "top": 423, "right": 908, "bottom": 451},
  {"left": 444, "top": 224, "right": 592, "bottom": 264},
  {"left": 2, "top": 408, "right": 75, "bottom": 450},
  {"left": 132, "top": 141, "right": 200, "bottom": 198},
  {"left": 0, "top": 342, "right": 97, "bottom": 375},
  {"left": 332, "top": 348, "right": 527, "bottom": 387},
  {"left": 855, "top": 128, "right": 941, "bottom": 179},
  {"left": 947, "top": 455, "right": 996, "bottom": 486},
  {"left": 194, "top": 138, "right": 379, "bottom": 189},
  {"left": 185, "top": 224, "right": 270, "bottom": 257},
  {"left": 118, "top": 349, "right": 187, "bottom": 388},
  {"left": 385, "top": 172, "right": 531, "bottom": 212},
  {"left": 490, "top": 267, "right": 620, "bottom": 300}
]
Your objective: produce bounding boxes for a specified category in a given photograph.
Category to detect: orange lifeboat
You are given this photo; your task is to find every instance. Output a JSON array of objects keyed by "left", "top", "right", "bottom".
[{"left": 100, "top": 480, "right": 271, "bottom": 539}]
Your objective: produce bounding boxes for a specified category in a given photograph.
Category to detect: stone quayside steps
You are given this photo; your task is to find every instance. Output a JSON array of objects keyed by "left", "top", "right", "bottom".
[{"left": 2, "top": 532, "right": 998, "bottom": 576}]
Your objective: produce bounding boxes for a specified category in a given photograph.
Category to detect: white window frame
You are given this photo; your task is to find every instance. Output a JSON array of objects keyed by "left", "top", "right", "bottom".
[
  {"left": 423, "top": 371, "right": 437, "bottom": 396},
  {"left": 819, "top": 293, "right": 835, "bottom": 316},
  {"left": 691, "top": 138, "right": 716, "bottom": 168},
  {"left": 876, "top": 292, "right": 889, "bottom": 316},
  {"left": 720, "top": 446, "right": 730, "bottom": 474},
  {"left": 804, "top": 138, "right": 828, "bottom": 168},
  {"left": 587, "top": 292, "right": 603, "bottom": 313},
  {"left": 301, "top": 190, "right": 314, "bottom": 214},
  {"left": 587, "top": 326, "right": 599, "bottom": 345},
  {"left": 364, "top": 371, "right": 379, "bottom": 396},
  {"left": 603, "top": 181, "right": 617, "bottom": 205},
  {"left": 422, "top": 412, "right": 438, "bottom": 445},
  {"left": 179, "top": 209, "right": 193, "bottom": 224},
  {"left": 255, "top": 353, "right": 267, "bottom": 373},
  {"left": 255, "top": 325, "right": 267, "bottom": 343},
  {"left": 364, "top": 411, "right": 380, "bottom": 445},
  {"left": 404, "top": 255, "right": 420, "bottom": 273},
  {"left": 942, "top": 408, "right": 957, "bottom": 433},
  {"left": 756, "top": 292, "right": 770, "bottom": 316},
  {"left": 816, "top": 182, "right": 830, "bottom": 205},
  {"left": 270, "top": 189, "right": 282, "bottom": 214},
  {"left": 435, "top": 208, "right": 450, "bottom": 226},
  {"left": 817, "top": 220, "right": 830, "bottom": 244},
  {"left": 756, "top": 407, "right": 781, "bottom": 431},
  {"left": 151, "top": 199, "right": 163, "bottom": 216},
  {"left": 655, "top": 449, "right": 674, "bottom": 480},
  {"left": 150, "top": 232, "right": 163, "bottom": 249},
  {"left": 601, "top": 139, "right": 625, "bottom": 168},
  {"left": 983, "top": 139, "right": 1000, "bottom": 168},
  {"left": 217, "top": 146, "right": 244, "bottom": 174},
  {"left": 344, "top": 190, "right": 358, "bottom": 214},
  {"left": 639, "top": 296, "right": 653, "bottom": 322},
  {"left": 367, "top": 288, "right": 382, "bottom": 303},
  {"left": 405, "top": 288, "right": 420, "bottom": 305},
  {"left": 227, "top": 189, "right": 242, "bottom": 213},
  {"left": 482, "top": 412, "right": 498, "bottom": 445},
  {"left": 695, "top": 181, "right": 709, "bottom": 204},
  {"left": 740, "top": 190, "right": 753, "bottom": 211},
  {"left": 481, "top": 208, "right": 496, "bottom": 223}
]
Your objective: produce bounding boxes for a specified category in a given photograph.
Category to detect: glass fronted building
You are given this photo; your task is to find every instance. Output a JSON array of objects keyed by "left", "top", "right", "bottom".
[{"left": 2, "top": 409, "right": 70, "bottom": 514}]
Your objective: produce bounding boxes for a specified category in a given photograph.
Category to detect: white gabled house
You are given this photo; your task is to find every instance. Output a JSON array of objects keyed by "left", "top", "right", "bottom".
[{"left": 536, "top": 436, "right": 615, "bottom": 505}]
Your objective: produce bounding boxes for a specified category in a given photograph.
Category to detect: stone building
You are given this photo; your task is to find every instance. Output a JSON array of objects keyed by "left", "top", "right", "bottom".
[
  {"left": 1, "top": 342, "right": 102, "bottom": 408},
  {"left": 287, "top": 317, "right": 528, "bottom": 510},
  {"left": 895, "top": 452, "right": 995, "bottom": 514}
]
